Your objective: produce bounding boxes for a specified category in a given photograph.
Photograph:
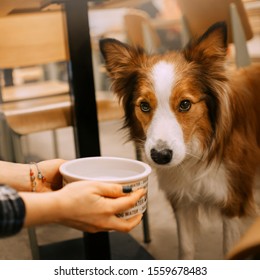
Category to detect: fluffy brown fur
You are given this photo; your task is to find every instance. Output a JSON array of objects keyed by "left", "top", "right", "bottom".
[{"left": 100, "top": 22, "right": 260, "bottom": 259}]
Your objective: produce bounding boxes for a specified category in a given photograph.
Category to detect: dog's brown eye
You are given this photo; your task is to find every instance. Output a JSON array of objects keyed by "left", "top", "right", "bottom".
[
  {"left": 179, "top": 100, "right": 191, "bottom": 112},
  {"left": 140, "top": 101, "right": 151, "bottom": 112}
]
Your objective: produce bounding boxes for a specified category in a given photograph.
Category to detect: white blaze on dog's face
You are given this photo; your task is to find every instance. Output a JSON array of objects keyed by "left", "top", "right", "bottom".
[
  {"left": 145, "top": 61, "right": 186, "bottom": 166},
  {"left": 133, "top": 57, "right": 214, "bottom": 168}
]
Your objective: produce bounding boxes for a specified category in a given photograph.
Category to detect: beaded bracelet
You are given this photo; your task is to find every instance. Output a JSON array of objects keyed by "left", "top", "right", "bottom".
[{"left": 29, "top": 162, "right": 47, "bottom": 192}]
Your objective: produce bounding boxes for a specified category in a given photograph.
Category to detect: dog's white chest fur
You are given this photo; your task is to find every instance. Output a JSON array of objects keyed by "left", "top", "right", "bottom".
[{"left": 155, "top": 161, "right": 229, "bottom": 206}]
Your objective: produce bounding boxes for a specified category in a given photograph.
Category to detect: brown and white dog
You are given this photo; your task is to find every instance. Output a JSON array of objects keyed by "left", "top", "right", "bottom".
[{"left": 100, "top": 22, "right": 260, "bottom": 259}]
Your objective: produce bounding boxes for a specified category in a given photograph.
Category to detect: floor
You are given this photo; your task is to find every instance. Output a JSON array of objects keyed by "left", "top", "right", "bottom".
[{"left": 0, "top": 119, "right": 259, "bottom": 260}]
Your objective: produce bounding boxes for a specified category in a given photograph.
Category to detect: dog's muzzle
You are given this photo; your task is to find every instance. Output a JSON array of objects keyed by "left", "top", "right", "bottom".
[{"left": 150, "top": 148, "right": 173, "bottom": 165}]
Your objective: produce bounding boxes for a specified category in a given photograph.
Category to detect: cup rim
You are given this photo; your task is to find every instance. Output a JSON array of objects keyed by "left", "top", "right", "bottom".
[{"left": 59, "top": 156, "right": 152, "bottom": 183}]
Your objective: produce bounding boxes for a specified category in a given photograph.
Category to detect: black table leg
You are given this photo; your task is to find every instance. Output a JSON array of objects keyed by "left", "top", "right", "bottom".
[
  {"left": 3, "top": 69, "right": 14, "bottom": 87},
  {"left": 63, "top": 0, "right": 110, "bottom": 260}
]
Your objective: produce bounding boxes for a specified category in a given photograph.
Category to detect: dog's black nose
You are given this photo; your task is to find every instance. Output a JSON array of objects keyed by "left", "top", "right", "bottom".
[{"left": 150, "top": 148, "right": 173, "bottom": 164}]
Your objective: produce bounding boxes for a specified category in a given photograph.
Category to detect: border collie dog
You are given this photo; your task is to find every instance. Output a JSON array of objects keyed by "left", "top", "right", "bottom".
[{"left": 100, "top": 22, "right": 260, "bottom": 259}]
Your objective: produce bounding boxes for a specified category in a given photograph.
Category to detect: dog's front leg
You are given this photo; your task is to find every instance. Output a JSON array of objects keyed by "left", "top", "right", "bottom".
[
  {"left": 222, "top": 216, "right": 241, "bottom": 256},
  {"left": 172, "top": 202, "right": 200, "bottom": 260}
]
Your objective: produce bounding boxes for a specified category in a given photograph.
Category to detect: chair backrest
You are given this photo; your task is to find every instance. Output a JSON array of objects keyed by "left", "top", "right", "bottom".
[
  {"left": 0, "top": 11, "right": 68, "bottom": 68},
  {"left": 176, "top": 0, "right": 253, "bottom": 43},
  {"left": 124, "top": 9, "right": 161, "bottom": 53}
]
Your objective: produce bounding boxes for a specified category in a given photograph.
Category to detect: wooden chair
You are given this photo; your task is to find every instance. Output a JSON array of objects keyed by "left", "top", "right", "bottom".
[
  {"left": 124, "top": 9, "right": 162, "bottom": 53},
  {"left": 0, "top": 11, "right": 124, "bottom": 161},
  {"left": 0, "top": 11, "right": 69, "bottom": 162},
  {"left": 176, "top": 0, "right": 253, "bottom": 67}
]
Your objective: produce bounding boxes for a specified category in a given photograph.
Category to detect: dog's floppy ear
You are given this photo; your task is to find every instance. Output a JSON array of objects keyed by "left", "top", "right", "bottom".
[
  {"left": 183, "top": 22, "right": 227, "bottom": 65},
  {"left": 99, "top": 38, "right": 145, "bottom": 79}
]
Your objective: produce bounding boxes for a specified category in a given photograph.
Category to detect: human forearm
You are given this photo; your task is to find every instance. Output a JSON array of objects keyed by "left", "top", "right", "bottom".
[
  {"left": 0, "top": 159, "right": 65, "bottom": 193},
  {"left": 0, "top": 161, "right": 30, "bottom": 192},
  {"left": 19, "top": 191, "right": 61, "bottom": 227}
]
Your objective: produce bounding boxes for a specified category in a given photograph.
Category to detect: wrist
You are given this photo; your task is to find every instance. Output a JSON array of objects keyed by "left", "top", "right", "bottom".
[
  {"left": 53, "top": 188, "right": 70, "bottom": 224},
  {"left": 0, "top": 161, "right": 31, "bottom": 192},
  {"left": 29, "top": 162, "right": 49, "bottom": 192}
]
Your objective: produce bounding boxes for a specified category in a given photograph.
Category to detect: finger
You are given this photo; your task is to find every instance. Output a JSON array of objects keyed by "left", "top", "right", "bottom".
[
  {"left": 90, "top": 181, "right": 136, "bottom": 198},
  {"left": 108, "top": 214, "right": 143, "bottom": 232},
  {"left": 110, "top": 188, "right": 147, "bottom": 213}
]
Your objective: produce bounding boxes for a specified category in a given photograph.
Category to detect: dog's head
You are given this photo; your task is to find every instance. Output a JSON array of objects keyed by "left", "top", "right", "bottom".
[{"left": 100, "top": 22, "right": 231, "bottom": 167}]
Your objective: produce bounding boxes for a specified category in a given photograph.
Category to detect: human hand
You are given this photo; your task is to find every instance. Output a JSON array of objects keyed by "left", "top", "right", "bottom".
[{"left": 55, "top": 181, "right": 147, "bottom": 233}]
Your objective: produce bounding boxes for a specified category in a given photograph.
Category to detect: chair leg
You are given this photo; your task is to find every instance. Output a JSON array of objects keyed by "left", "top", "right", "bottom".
[
  {"left": 0, "top": 115, "right": 14, "bottom": 161},
  {"left": 28, "top": 228, "right": 40, "bottom": 260},
  {"left": 134, "top": 143, "right": 151, "bottom": 243},
  {"left": 52, "top": 130, "right": 59, "bottom": 158},
  {"left": 11, "top": 132, "right": 25, "bottom": 163}
]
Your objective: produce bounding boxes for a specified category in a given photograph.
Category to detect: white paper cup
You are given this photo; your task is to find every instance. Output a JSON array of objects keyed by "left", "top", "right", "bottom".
[{"left": 59, "top": 157, "right": 151, "bottom": 219}]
